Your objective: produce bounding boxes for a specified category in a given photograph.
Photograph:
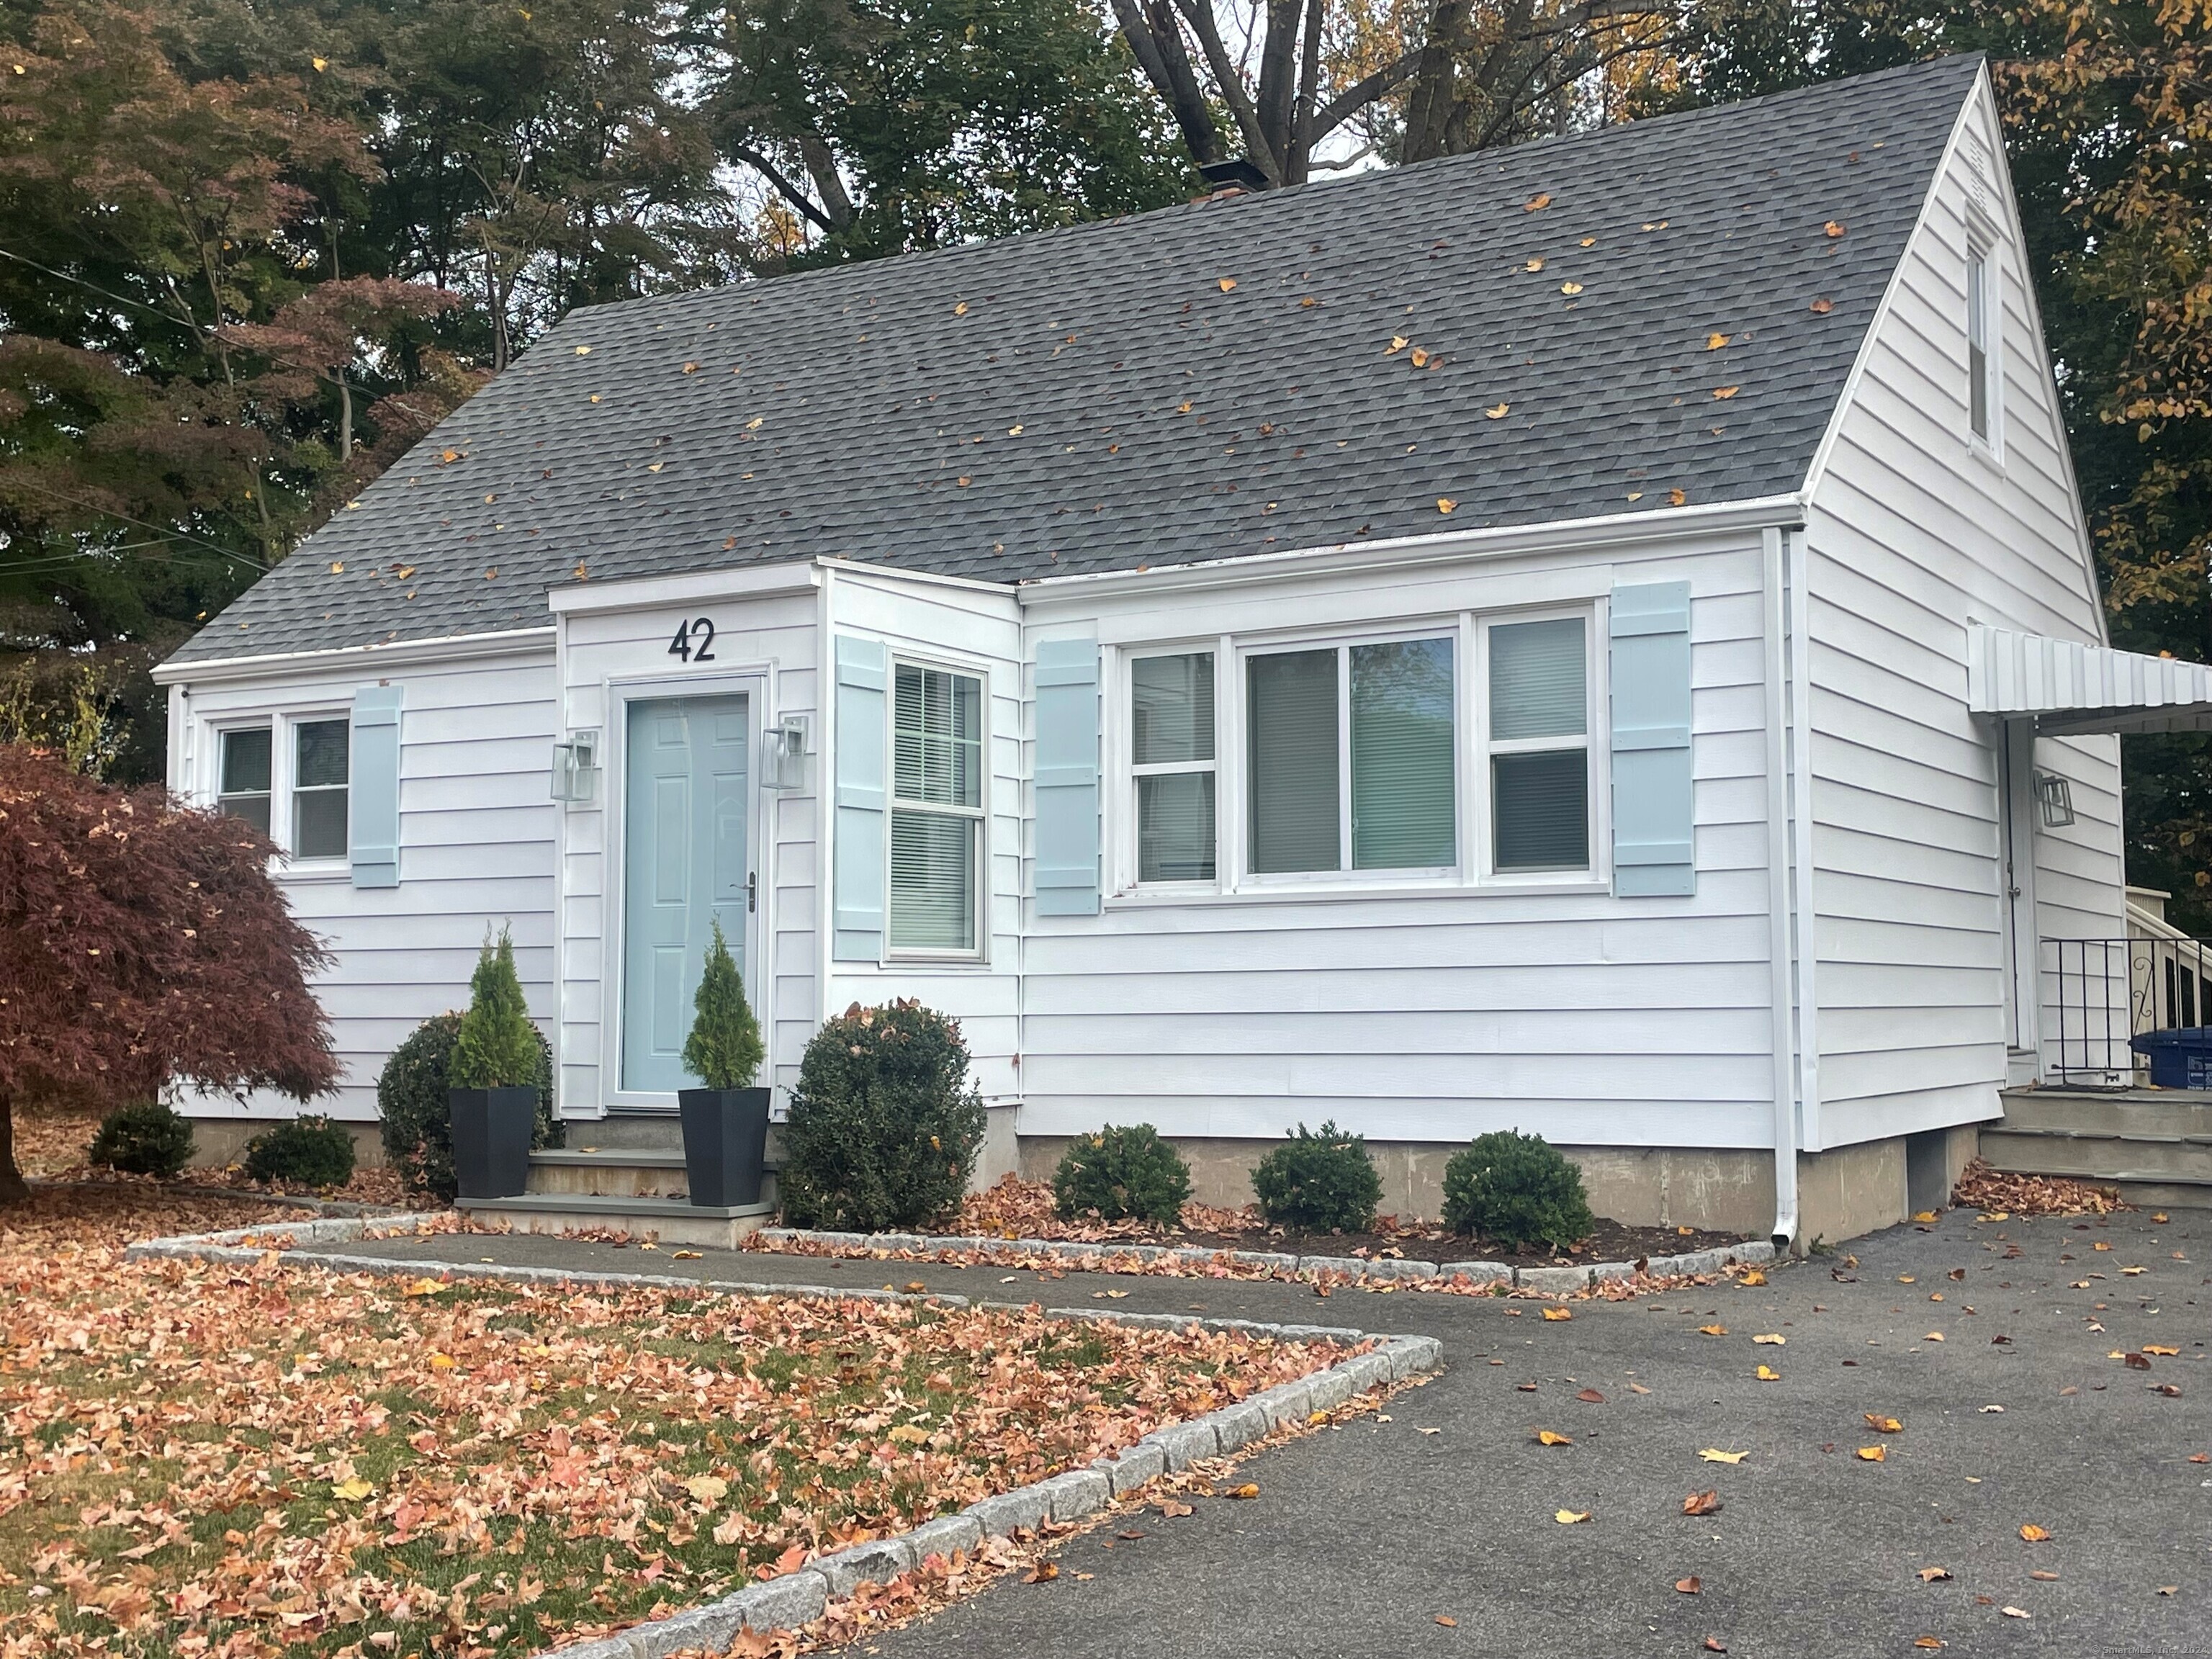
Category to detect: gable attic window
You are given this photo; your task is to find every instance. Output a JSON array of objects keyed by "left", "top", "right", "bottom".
[
  {"left": 1966, "top": 240, "right": 2000, "bottom": 451},
  {"left": 889, "top": 661, "right": 984, "bottom": 954}
]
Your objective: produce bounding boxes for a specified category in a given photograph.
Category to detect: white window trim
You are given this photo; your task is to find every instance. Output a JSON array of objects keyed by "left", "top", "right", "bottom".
[
  {"left": 204, "top": 707, "right": 352, "bottom": 871},
  {"left": 1476, "top": 607, "right": 1603, "bottom": 882},
  {"left": 1105, "top": 606, "right": 1611, "bottom": 906},
  {"left": 885, "top": 652, "right": 989, "bottom": 963},
  {"left": 1966, "top": 225, "right": 2004, "bottom": 463}
]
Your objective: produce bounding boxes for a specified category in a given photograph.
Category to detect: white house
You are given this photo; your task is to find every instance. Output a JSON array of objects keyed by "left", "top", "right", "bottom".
[{"left": 156, "top": 55, "right": 2212, "bottom": 1245}]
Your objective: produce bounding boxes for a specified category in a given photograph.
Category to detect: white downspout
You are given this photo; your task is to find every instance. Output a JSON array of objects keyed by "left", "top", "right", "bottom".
[{"left": 1762, "top": 525, "right": 1800, "bottom": 1250}]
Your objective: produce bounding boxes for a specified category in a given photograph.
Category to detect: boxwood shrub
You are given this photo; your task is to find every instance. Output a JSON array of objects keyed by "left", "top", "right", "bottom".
[
  {"left": 242, "top": 1114, "right": 358, "bottom": 1188},
  {"left": 1442, "top": 1128, "right": 1594, "bottom": 1251},
  {"left": 88, "top": 1100, "right": 194, "bottom": 1179},
  {"left": 1053, "top": 1124, "right": 1191, "bottom": 1226},
  {"left": 1250, "top": 1121, "right": 1382, "bottom": 1233},
  {"left": 377, "top": 1011, "right": 560, "bottom": 1200},
  {"left": 781, "top": 1000, "right": 985, "bottom": 1231}
]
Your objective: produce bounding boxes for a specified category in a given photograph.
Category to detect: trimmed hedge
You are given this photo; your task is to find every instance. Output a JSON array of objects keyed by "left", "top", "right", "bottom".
[
  {"left": 377, "top": 1012, "right": 560, "bottom": 1200},
  {"left": 1442, "top": 1128, "right": 1594, "bottom": 1251},
  {"left": 781, "top": 1001, "right": 985, "bottom": 1231},
  {"left": 89, "top": 1100, "right": 194, "bottom": 1178},
  {"left": 1250, "top": 1121, "right": 1381, "bottom": 1233},
  {"left": 243, "top": 1114, "right": 357, "bottom": 1188},
  {"left": 1053, "top": 1124, "right": 1191, "bottom": 1226}
]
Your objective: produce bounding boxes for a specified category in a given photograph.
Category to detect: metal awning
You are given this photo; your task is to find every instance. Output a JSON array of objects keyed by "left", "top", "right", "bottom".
[{"left": 1968, "top": 625, "right": 2212, "bottom": 735}]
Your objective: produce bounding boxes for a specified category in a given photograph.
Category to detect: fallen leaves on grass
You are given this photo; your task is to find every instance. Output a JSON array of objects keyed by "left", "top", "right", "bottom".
[{"left": 0, "top": 1187, "right": 1342, "bottom": 1659}]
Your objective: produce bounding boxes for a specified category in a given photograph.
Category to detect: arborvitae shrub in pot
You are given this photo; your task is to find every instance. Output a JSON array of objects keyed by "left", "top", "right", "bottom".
[
  {"left": 1053, "top": 1124, "right": 1192, "bottom": 1226},
  {"left": 242, "top": 1114, "right": 357, "bottom": 1187},
  {"left": 377, "top": 1012, "right": 559, "bottom": 1200},
  {"left": 781, "top": 1000, "right": 986, "bottom": 1231},
  {"left": 1442, "top": 1128, "right": 1594, "bottom": 1251},
  {"left": 88, "top": 1100, "right": 194, "bottom": 1178},
  {"left": 1250, "top": 1121, "right": 1382, "bottom": 1233}
]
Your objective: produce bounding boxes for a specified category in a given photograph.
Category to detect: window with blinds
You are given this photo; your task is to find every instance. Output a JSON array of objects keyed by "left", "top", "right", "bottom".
[
  {"left": 1246, "top": 637, "right": 1455, "bottom": 875},
  {"left": 889, "top": 662, "right": 984, "bottom": 953},
  {"left": 1487, "top": 617, "right": 1589, "bottom": 871},
  {"left": 1131, "top": 652, "right": 1215, "bottom": 882}
]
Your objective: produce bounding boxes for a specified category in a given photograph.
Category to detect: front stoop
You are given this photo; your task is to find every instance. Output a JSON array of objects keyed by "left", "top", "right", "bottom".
[
  {"left": 458, "top": 1192, "right": 776, "bottom": 1249},
  {"left": 529, "top": 1148, "right": 691, "bottom": 1200},
  {"left": 1986, "top": 1087, "right": 2212, "bottom": 1207}
]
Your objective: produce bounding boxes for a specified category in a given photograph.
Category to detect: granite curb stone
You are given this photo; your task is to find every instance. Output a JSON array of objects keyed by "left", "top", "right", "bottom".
[
  {"left": 752, "top": 1225, "right": 1773, "bottom": 1293},
  {"left": 128, "top": 1215, "right": 1444, "bottom": 1658}
]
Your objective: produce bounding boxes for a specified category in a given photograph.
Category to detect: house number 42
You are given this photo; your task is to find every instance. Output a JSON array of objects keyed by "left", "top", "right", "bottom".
[{"left": 667, "top": 617, "right": 717, "bottom": 662}]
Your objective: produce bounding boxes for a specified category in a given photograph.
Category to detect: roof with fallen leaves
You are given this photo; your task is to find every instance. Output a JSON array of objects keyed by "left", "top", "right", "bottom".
[{"left": 170, "top": 53, "right": 1987, "bottom": 665}]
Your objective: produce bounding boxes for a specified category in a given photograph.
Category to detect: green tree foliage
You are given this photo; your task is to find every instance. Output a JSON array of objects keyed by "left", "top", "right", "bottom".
[
  {"left": 1052, "top": 1123, "right": 1192, "bottom": 1224},
  {"left": 682, "top": 919, "right": 764, "bottom": 1089},
  {"left": 1441, "top": 1128, "right": 1593, "bottom": 1250},
  {"left": 781, "top": 1000, "right": 986, "bottom": 1231},
  {"left": 1250, "top": 1121, "right": 1382, "bottom": 1233},
  {"left": 451, "top": 927, "right": 540, "bottom": 1089}
]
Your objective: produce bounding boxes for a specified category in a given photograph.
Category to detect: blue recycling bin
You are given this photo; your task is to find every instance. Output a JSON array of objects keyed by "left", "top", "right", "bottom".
[{"left": 2128, "top": 1026, "right": 2212, "bottom": 1089}]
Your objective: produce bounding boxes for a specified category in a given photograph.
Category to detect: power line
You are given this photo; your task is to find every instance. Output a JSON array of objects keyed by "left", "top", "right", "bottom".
[{"left": 4, "top": 478, "right": 270, "bottom": 571}]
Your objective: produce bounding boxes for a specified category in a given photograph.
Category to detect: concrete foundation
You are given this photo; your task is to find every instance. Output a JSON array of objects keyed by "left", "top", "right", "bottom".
[
  {"left": 1017, "top": 1123, "right": 1984, "bottom": 1248},
  {"left": 185, "top": 1118, "right": 388, "bottom": 1172}
]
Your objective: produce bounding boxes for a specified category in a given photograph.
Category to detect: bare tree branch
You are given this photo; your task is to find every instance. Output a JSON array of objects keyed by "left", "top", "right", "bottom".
[
  {"left": 727, "top": 143, "right": 839, "bottom": 234},
  {"left": 1170, "top": 0, "right": 1283, "bottom": 179}
]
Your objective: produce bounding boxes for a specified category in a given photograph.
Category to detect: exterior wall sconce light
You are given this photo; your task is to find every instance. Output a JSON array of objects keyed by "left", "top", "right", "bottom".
[
  {"left": 552, "top": 730, "right": 601, "bottom": 802},
  {"left": 763, "top": 714, "right": 810, "bottom": 791},
  {"left": 2034, "top": 770, "right": 2074, "bottom": 829}
]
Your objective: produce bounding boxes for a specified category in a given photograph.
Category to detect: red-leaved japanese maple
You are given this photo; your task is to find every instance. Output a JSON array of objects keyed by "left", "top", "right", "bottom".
[{"left": 0, "top": 745, "right": 339, "bottom": 1201}]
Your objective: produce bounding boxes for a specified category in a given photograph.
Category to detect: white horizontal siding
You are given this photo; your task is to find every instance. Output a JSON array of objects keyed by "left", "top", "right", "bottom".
[
  {"left": 823, "top": 570, "right": 1025, "bottom": 1103},
  {"left": 1803, "top": 78, "right": 2121, "bottom": 1141},
  {"left": 170, "top": 648, "right": 561, "bottom": 1123},
  {"left": 1015, "top": 532, "right": 1784, "bottom": 1148}
]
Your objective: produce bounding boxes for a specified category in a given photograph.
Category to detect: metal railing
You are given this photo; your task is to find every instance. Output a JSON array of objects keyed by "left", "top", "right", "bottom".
[{"left": 2044, "top": 935, "right": 2211, "bottom": 1084}]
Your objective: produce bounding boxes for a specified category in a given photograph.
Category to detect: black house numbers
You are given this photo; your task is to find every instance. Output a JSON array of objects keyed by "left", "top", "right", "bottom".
[{"left": 667, "top": 616, "right": 717, "bottom": 662}]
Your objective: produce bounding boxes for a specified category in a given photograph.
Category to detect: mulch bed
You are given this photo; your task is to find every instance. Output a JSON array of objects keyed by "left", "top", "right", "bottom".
[{"left": 1172, "top": 1218, "right": 1752, "bottom": 1269}]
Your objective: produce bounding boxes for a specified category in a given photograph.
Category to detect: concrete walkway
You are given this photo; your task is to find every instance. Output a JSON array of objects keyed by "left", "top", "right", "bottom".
[{"left": 299, "top": 1208, "right": 2211, "bottom": 1657}]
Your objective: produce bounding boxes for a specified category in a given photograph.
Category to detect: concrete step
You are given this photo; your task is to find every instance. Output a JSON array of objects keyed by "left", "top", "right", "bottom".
[
  {"left": 457, "top": 1192, "right": 775, "bottom": 1250},
  {"left": 562, "top": 1112, "right": 685, "bottom": 1153},
  {"left": 1980, "top": 1124, "right": 2212, "bottom": 1190},
  {"left": 529, "top": 1149, "right": 691, "bottom": 1200},
  {"left": 1998, "top": 1088, "right": 2212, "bottom": 1140}
]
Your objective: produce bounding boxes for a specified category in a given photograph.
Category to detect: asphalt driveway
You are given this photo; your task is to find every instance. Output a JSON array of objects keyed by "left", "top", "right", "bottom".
[{"left": 300, "top": 1206, "right": 2210, "bottom": 1657}]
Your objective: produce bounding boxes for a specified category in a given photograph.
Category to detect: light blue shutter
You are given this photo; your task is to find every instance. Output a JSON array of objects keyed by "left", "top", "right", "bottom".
[
  {"left": 1610, "top": 582, "right": 1694, "bottom": 897},
  {"left": 832, "top": 635, "right": 889, "bottom": 960},
  {"left": 1034, "top": 638, "right": 1100, "bottom": 916},
  {"left": 349, "top": 684, "right": 402, "bottom": 889}
]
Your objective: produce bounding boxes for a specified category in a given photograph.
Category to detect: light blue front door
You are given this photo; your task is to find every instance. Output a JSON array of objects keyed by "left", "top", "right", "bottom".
[{"left": 621, "top": 694, "right": 749, "bottom": 1093}]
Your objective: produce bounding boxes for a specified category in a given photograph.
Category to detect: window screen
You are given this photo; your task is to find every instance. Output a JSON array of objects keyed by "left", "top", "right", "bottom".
[
  {"left": 292, "top": 719, "right": 351, "bottom": 858},
  {"left": 1132, "top": 652, "right": 1215, "bottom": 882}
]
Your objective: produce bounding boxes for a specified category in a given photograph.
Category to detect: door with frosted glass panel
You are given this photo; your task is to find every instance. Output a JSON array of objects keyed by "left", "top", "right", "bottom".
[{"left": 621, "top": 695, "right": 749, "bottom": 1094}]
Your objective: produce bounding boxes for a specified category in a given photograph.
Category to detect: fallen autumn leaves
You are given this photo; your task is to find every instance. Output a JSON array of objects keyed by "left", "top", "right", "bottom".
[{"left": 0, "top": 1190, "right": 1344, "bottom": 1659}]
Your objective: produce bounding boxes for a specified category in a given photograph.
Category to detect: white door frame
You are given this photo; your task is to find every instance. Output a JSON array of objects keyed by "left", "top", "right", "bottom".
[
  {"left": 1998, "top": 716, "right": 2043, "bottom": 1073},
  {"left": 600, "top": 665, "right": 771, "bottom": 1110}
]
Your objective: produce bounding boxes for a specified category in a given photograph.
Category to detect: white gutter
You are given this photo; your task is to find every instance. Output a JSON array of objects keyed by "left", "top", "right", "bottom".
[
  {"left": 153, "top": 624, "right": 556, "bottom": 685},
  {"left": 1761, "top": 525, "right": 1799, "bottom": 1250},
  {"left": 1015, "top": 495, "right": 1807, "bottom": 603}
]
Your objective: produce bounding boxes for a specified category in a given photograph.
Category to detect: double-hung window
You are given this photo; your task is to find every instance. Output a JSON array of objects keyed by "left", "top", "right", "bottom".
[
  {"left": 889, "top": 662, "right": 984, "bottom": 954},
  {"left": 215, "top": 716, "right": 350, "bottom": 860},
  {"left": 1246, "top": 635, "right": 1456, "bottom": 876},
  {"left": 1130, "top": 652, "right": 1216, "bottom": 882},
  {"left": 292, "top": 719, "right": 351, "bottom": 859},
  {"left": 1485, "top": 617, "right": 1590, "bottom": 871},
  {"left": 217, "top": 727, "right": 274, "bottom": 833}
]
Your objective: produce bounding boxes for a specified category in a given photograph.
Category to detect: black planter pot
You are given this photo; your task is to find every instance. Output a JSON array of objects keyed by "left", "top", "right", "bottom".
[
  {"left": 678, "top": 1087, "right": 772, "bottom": 1208},
  {"left": 449, "top": 1086, "right": 537, "bottom": 1199}
]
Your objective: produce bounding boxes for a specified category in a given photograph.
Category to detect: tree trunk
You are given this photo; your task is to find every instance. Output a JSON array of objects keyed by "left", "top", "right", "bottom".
[
  {"left": 337, "top": 367, "right": 354, "bottom": 463},
  {"left": 0, "top": 1091, "right": 29, "bottom": 1206}
]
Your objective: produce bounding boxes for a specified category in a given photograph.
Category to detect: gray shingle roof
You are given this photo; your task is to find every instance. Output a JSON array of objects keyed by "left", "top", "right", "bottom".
[{"left": 169, "top": 55, "right": 1984, "bottom": 666}]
